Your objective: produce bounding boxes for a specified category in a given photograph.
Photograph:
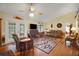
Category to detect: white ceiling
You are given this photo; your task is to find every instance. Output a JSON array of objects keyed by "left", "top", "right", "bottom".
[{"left": 0, "top": 3, "right": 79, "bottom": 22}]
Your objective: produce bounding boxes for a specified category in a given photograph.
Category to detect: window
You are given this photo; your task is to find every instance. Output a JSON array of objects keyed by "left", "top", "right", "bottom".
[
  {"left": 37, "top": 22, "right": 44, "bottom": 32},
  {"left": 8, "top": 23, "right": 16, "bottom": 39},
  {"left": 19, "top": 24, "right": 25, "bottom": 36}
]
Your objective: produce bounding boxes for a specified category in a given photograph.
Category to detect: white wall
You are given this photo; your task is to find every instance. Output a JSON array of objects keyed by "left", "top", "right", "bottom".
[
  {"left": 0, "top": 11, "right": 78, "bottom": 44},
  {"left": 45, "top": 12, "right": 76, "bottom": 32},
  {"left": 0, "top": 12, "right": 44, "bottom": 44},
  {"left": 3, "top": 14, "right": 28, "bottom": 44}
]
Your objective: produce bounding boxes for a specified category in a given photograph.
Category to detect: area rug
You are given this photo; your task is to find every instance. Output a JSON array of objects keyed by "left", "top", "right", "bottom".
[{"left": 34, "top": 37, "right": 57, "bottom": 54}]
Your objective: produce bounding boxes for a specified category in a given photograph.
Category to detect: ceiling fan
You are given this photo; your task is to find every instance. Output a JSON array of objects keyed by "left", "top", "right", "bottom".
[
  {"left": 19, "top": 3, "right": 43, "bottom": 17},
  {"left": 29, "top": 3, "right": 43, "bottom": 17}
]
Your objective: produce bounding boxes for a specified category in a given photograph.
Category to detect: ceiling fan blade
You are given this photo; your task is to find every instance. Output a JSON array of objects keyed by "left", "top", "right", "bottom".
[{"left": 38, "top": 12, "right": 43, "bottom": 15}]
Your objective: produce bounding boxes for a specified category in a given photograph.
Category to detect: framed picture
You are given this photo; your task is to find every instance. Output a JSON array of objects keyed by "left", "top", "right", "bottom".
[
  {"left": 57, "top": 23, "right": 62, "bottom": 28},
  {"left": 51, "top": 24, "right": 53, "bottom": 28},
  {"left": 78, "top": 19, "right": 79, "bottom": 28}
]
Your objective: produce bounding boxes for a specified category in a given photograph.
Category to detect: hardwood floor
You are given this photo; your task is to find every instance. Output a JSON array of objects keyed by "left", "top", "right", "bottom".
[{"left": 0, "top": 37, "right": 79, "bottom": 56}]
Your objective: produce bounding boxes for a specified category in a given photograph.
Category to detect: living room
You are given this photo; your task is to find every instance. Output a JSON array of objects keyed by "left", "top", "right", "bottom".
[{"left": 0, "top": 3, "right": 79, "bottom": 56}]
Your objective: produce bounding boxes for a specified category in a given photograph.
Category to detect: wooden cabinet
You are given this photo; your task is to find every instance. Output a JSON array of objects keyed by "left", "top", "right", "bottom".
[{"left": 0, "top": 18, "right": 2, "bottom": 45}]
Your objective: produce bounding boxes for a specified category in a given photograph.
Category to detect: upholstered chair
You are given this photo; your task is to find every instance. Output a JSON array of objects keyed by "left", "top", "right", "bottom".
[
  {"left": 12, "top": 34, "right": 20, "bottom": 51},
  {"left": 12, "top": 34, "right": 34, "bottom": 55},
  {"left": 29, "top": 29, "right": 40, "bottom": 38},
  {"left": 65, "top": 33, "right": 78, "bottom": 48}
]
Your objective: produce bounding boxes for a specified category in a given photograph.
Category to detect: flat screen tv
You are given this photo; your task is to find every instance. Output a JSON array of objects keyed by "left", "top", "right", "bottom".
[{"left": 30, "top": 24, "right": 37, "bottom": 29}]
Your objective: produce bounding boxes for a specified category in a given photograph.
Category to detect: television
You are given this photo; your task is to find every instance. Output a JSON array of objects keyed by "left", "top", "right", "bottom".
[{"left": 30, "top": 24, "right": 37, "bottom": 29}]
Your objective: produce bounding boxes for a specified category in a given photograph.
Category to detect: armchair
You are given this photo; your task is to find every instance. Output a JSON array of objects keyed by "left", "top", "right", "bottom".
[
  {"left": 28, "top": 29, "right": 40, "bottom": 38},
  {"left": 12, "top": 34, "right": 33, "bottom": 51},
  {"left": 65, "top": 33, "right": 78, "bottom": 47},
  {"left": 12, "top": 34, "right": 21, "bottom": 51},
  {"left": 12, "top": 34, "right": 34, "bottom": 55}
]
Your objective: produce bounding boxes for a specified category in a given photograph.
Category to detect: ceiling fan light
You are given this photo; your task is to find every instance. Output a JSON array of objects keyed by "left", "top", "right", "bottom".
[
  {"left": 30, "top": 6, "right": 35, "bottom": 11},
  {"left": 29, "top": 12, "right": 34, "bottom": 17}
]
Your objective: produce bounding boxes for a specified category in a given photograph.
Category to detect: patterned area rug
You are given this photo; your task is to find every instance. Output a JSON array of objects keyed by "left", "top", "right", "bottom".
[{"left": 34, "top": 37, "right": 57, "bottom": 54}]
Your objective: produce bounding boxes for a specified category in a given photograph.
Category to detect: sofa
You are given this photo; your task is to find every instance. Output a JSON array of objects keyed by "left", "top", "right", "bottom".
[{"left": 46, "top": 30, "right": 64, "bottom": 38}]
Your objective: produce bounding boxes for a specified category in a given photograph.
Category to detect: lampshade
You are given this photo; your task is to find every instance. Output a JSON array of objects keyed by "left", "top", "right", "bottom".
[{"left": 71, "top": 27, "right": 76, "bottom": 31}]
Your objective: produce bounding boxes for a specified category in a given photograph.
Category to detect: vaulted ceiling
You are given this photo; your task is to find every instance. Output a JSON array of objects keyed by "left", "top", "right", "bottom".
[{"left": 0, "top": 3, "right": 78, "bottom": 22}]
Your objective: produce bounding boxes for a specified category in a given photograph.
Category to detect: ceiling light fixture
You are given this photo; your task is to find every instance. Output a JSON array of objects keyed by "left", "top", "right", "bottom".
[
  {"left": 29, "top": 3, "right": 35, "bottom": 17},
  {"left": 29, "top": 12, "right": 34, "bottom": 17},
  {"left": 30, "top": 6, "right": 35, "bottom": 12}
]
